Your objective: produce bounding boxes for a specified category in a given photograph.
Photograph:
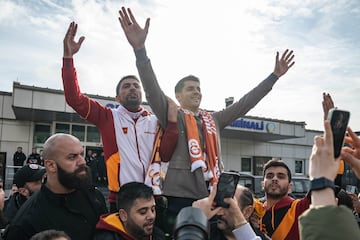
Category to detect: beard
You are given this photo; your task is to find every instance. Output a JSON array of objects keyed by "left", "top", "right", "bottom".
[
  {"left": 57, "top": 163, "right": 92, "bottom": 190},
  {"left": 216, "top": 216, "right": 234, "bottom": 236},
  {"left": 264, "top": 183, "right": 288, "bottom": 199},
  {"left": 126, "top": 215, "right": 154, "bottom": 239},
  {"left": 123, "top": 92, "right": 141, "bottom": 110},
  {"left": 123, "top": 100, "right": 141, "bottom": 111},
  {"left": 216, "top": 216, "right": 229, "bottom": 230}
]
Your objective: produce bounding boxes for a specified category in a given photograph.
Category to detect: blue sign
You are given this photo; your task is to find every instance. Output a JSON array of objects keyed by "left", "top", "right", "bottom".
[{"left": 230, "top": 119, "right": 264, "bottom": 130}]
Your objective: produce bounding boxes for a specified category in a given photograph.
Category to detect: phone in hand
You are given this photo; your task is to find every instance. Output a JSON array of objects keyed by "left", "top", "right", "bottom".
[
  {"left": 213, "top": 171, "right": 240, "bottom": 208},
  {"left": 327, "top": 108, "right": 350, "bottom": 158}
]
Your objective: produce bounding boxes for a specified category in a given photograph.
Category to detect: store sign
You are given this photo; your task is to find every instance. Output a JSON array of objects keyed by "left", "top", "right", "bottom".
[
  {"left": 230, "top": 119, "right": 264, "bottom": 130},
  {"left": 229, "top": 118, "right": 276, "bottom": 133}
]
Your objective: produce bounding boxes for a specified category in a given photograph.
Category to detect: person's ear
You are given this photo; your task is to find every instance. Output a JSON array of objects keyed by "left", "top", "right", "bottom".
[
  {"left": 44, "top": 159, "right": 56, "bottom": 173},
  {"left": 242, "top": 205, "right": 254, "bottom": 220},
  {"left": 287, "top": 182, "right": 293, "bottom": 193},
  {"left": 119, "top": 209, "right": 128, "bottom": 222},
  {"left": 115, "top": 95, "right": 121, "bottom": 103},
  {"left": 175, "top": 93, "right": 181, "bottom": 102}
]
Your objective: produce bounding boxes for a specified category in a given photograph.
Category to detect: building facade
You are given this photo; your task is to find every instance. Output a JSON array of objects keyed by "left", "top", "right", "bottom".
[{"left": 0, "top": 82, "right": 322, "bottom": 190}]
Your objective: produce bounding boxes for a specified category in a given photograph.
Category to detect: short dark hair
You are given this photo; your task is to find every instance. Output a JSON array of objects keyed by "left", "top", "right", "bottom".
[
  {"left": 263, "top": 159, "right": 292, "bottom": 183},
  {"left": 30, "top": 229, "right": 70, "bottom": 240},
  {"left": 174, "top": 75, "right": 200, "bottom": 93},
  {"left": 116, "top": 75, "right": 140, "bottom": 96},
  {"left": 237, "top": 186, "right": 254, "bottom": 209},
  {"left": 117, "top": 182, "right": 154, "bottom": 211}
]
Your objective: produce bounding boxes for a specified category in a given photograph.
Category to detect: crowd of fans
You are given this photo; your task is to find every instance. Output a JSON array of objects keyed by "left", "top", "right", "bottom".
[{"left": 0, "top": 5, "right": 359, "bottom": 240}]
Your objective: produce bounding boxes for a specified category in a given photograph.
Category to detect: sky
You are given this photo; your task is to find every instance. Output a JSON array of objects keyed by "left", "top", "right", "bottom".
[{"left": 0, "top": 0, "right": 359, "bottom": 131}]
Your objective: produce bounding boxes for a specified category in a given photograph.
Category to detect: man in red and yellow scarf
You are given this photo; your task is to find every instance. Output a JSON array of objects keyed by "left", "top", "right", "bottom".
[{"left": 260, "top": 159, "right": 310, "bottom": 240}]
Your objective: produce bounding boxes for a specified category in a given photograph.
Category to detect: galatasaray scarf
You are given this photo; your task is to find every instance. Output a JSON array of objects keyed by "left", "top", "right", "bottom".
[
  {"left": 145, "top": 125, "right": 169, "bottom": 195},
  {"left": 182, "top": 108, "right": 220, "bottom": 189}
]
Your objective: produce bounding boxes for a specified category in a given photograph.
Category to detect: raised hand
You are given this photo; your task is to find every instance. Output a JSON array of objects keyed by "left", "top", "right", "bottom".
[
  {"left": 273, "top": 49, "right": 295, "bottom": 78},
  {"left": 342, "top": 127, "right": 360, "bottom": 179},
  {"left": 309, "top": 120, "right": 339, "bottom": 181},
  {"left": 322, "top": 92, "right": 335, "bottom": 120},
  {"left": 192, "top": 184, "right": 221, "bottom": 220},
  {"left": 223, "top": 197, "right": 248, "bottom": 230},
  {"left": 63, "top": 22, "right": 85, "bottom": 58},
  {"left": 118, "top": 7, "right": 150, "bottom": 50}
]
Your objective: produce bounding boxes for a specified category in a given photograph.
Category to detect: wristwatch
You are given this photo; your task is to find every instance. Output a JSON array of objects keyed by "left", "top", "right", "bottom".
[{"left": 310, "top": 177, "right": 335, "bottom": 191}]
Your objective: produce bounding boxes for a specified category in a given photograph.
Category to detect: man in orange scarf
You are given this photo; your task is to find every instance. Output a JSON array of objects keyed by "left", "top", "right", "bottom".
[{"left": 118, "top": 7, "right": 295, "bottom": 236}]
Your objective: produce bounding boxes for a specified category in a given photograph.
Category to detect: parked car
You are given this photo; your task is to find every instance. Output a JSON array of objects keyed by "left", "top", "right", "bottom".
[
  {"left": 290, "top": 176, "right": 310, "bottom": 199},
  {"left": 238, "top": 173, "right": 264, "bottom": 198}
]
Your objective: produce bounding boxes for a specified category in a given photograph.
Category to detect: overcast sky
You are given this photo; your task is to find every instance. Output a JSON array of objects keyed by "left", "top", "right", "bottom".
[{"left": 1, "top": 0, "right": 359, "bottom": 131}]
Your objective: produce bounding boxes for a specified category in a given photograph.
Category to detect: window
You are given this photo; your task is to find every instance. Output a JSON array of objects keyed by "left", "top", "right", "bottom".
[
  {"left": 295, "top": 159, "right": 304, "bottom": 174},
  {"left": 241, "top": 157, "right": 251, "bottom": 172},
  {"left": 253, "top": 156, "right": 271, "bottom": 176},
  {"left": 55, "top": 123, "right": 70, "bottom": 134},
  {"left": 87, "top": 126, "right": 100, "bottom": 142},
  {"left": 33, "top": 124, "right": 51, "bottom": 143},
  {"left": 72, "top": 125, "right": 85, "bottom": 141}
]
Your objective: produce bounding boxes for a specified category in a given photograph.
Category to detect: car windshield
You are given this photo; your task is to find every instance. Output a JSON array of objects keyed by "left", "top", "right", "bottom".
[{"left": 292, "top": 178, "right": 310, "bottom": 192}]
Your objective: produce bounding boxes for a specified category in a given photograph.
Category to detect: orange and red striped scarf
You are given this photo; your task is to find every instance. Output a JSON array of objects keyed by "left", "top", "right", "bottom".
[
  {"left": 145, "top": 125, "right": 168, "bottom": 195},
  {"left": 145, "top": 109, "right": 220, "bottom": 194},
  {"left": 182, "top": 108, "right": 220, "bottom": 190}
]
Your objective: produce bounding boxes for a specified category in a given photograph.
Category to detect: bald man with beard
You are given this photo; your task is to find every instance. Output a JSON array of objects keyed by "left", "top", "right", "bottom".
[{"left": 4, "top": 133, "right": 108, "bottom": 240}]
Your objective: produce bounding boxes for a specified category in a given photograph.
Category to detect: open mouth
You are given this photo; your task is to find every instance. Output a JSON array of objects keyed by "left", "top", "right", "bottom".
[
  {"left": 144, "top": 223, "right": 154, "bottom": 231},
  {"left": 128, "top": 93, "right": 138, "bottom": 99}
]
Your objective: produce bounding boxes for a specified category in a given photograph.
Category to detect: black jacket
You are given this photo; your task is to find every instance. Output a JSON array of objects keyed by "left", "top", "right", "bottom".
[
  {"left": 3, "top": 192, "right": 27, "bottom": 223},
  {"left": 94, "top": 212, "right": 166, "bottom": 240},
  {"left": 4, "top": 184, "right": 107, "bottom": 240},
  {"left": 13, "top": 152, "right": 26, "bottom": 166}
]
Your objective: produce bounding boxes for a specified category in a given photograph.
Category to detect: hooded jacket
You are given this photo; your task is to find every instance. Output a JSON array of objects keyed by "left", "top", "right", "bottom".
[
  {"left": 260, "top": 195, "right": 310, "bottom": 240},
  {"left": 94, "top": 213, "right": 165, "bottom": 240}
]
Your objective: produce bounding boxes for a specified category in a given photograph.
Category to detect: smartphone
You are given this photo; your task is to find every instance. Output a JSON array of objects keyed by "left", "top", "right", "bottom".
[
  {"left": 213, "top": 171, "right": 240, "bottom": 208},
  {"left": 327, "top": 108, "right": 350, "bottom": 158}
]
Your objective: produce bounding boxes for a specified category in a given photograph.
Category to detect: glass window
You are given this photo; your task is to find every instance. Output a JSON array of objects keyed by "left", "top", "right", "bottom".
[
  {"left": 87, "top": 126, "right": 100, "bottom": 142},
  {"left": 295, "top": 160, "right": 304, "bottom": 174},
  {"left": 241, "top": 157, "right": 251, "bottom": 172},
  {"left": 55, "top": 123, "right": 70, "bottom": 134},
  {"left": 33, "top": 124, "right": 51, "bottom": 144},
  {"left": 72, "top": 125, "right": 85, "bottom": 141},
  {"left": 253, "top": 156, "right": 271, "bottom": 176}
]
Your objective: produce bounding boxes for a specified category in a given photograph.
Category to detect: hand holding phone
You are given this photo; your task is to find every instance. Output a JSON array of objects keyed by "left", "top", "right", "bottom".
[
  {"left": 327, "top": 108, "right": 350, "bottom": 158},
  {"left": 213, "top": 171, "right": 240, "bottom": 208}
]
